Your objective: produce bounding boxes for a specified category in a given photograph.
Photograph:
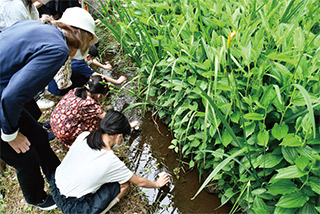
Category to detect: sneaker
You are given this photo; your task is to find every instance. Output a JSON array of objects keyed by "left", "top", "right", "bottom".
[
  {"left": 48, "top": 132, "right": 55, "bottom": 141},
  {"left": 30, "top": 194, "right": 57, "bottom": 211},
  {"left": 36, "top": 97, "right": 55, "bottom": 109},
  {"left": 43, "top": 88, "right": 52, "bottom": 95}
]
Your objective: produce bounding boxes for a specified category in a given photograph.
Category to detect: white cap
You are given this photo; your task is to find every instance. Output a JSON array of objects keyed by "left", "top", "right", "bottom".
[{"left": 57, "top": 7, "right": 98, "bottom": 44}]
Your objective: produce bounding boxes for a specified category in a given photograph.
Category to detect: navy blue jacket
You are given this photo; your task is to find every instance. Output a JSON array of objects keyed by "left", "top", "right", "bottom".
[
  {"left": 48, "top": 59, "right": 94, "bottom": 96},
  {"left": 0, "top": 20, "right": 69, "bottom": 140}
]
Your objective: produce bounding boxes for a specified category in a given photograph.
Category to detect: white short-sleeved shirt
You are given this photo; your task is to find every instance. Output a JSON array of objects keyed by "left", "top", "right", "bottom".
[
  {"left": 0, "top": 0, "right": 39, "bottom": 29},
  {"left": 55, "top": 132, "right": 134, "bottom": 198}
]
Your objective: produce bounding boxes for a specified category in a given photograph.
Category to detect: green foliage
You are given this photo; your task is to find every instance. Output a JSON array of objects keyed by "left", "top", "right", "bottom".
[{"left": 94, "top": 0, "right": 320, "bottom": 212}]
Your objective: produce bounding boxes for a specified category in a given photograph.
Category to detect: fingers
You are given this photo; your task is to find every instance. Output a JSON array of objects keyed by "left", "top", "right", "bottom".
[
  {"left": 8, "top": 134, "right": 31, "bottom": 154},
  {"left": 157, "top": 172, "right": 170, "bottom": 187},
  {"left": 130, "top": 121, "right": 140, "bottom": 128},
  {"left": 20, "top": 142, "right": 30, "bottom": 153}
]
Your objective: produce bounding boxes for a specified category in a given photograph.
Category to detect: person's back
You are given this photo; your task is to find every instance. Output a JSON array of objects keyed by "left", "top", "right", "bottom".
[
  {"left": 55, "top": 131, "right": 132, "bottom": 197},
  {"left": 0, "top": 20, "right": 68, "bottom": 95},
  {"left": 50, "top": 75, "right": 109, "bottom": 148}
]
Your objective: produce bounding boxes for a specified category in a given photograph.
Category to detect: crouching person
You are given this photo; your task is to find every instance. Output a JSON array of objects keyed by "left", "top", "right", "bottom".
[{"left": 48, "top": 110, "right": 169, "bottom": 213}]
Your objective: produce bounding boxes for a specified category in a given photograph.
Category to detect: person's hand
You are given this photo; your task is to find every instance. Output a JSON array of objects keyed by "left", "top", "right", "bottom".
[
  {"left": 103, "top": 63, "right": 113, "bottom": 70},
  {"left": 116, "top": 76, "right": 127, "bottom": 84},
  {"left": 130, "top": 121, "right": 140, "bottom": 129},
  {"left": 8, "top": 133, "right": 31, "bottom": 154},
  {"left": 156, "top": 172, "right": 170, "bottom": 188}
]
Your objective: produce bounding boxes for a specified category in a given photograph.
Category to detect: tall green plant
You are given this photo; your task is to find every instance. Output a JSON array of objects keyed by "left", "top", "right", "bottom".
[{"left": 93, "top": 0, "right": 320, "bottom": 212}]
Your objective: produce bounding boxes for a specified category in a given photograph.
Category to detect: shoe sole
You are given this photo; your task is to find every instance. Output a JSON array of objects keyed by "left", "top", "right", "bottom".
[{"left": 34, "top": 204, "right": 57, "bottom": 211}]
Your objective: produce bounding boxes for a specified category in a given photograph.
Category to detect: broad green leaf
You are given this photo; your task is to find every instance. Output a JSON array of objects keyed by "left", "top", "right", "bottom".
[
  {"left": 301, "top": 145, "right": 320, "bottom": 161},
  {"left": 307, "top": 138, "right": 320, "bottom": 145},
  {"left": 257, "top": 129, "right": 269, "bottom": 147},
  {"left": 245, "top": 122, "right": 256, "bottom": 138},
  {"left": 295, "top": 156, "right": 309, "bottom": 171},
  {"left": 266, "top": 51, "right": 298, "bottom": 65},
  {"left": 252, "top": 188, "right": 266, "bottom": 195},
  {"left": 282, "top": 146, "right": 298, "bottom": 164},
  {"left": 187, "top": 75, "right": 197, "bottom": 85},
  {"left": 275, "top": 165, "right": 307, "bottom": 179},
  {"left": 272, "top": 123, "right": 289, "bottom": 140},
  {"left": 273, "top": 84, "right": 283, "bottom": 104},
  {"left": 190, "top": 140, "right": 201, "bottom": 148},
  {"left": 259, "top": 153, "right": 283, "bottom": 169},
  {"left": 276, "top": 192, "right": 309, "bottom": 208},
  {"left": 308, "top": 177, "right": 320, "bottom": 194},
  {"left": 298, "top": 203, "right": 318, "bottom": 214},
  {"left": 189, "top": 160, "right": 195, "bottom": 168},
  {"left": 168, "top": 145, "right": 175, "bottom": 149},
  {"left": 221, "top": 130, "right": 233, "bottom": 147},
  {"left": 230, "top": 111, "right": 240, "bottom": 123},
  {"left": 243, "top": 113, "right": 264, "bottom": 120},
  {"left": 274, "top": 207, "right": 296, "bottom": 214},
  {"left": 293, "top": 84, "right": 316, "bottom": 139},
  {"left": 267, "top": 180, "right": 297, "bottom": 196},
  {"left": 253, "top": 196, "right": 269, "bottom": 214},
  {"left": 280, "top": 134, "right": 302, "bottom": 147}
]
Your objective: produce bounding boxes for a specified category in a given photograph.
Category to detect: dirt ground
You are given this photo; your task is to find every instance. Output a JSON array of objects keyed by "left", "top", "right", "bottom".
[{"left": 0, "top": 23, "right": 150, "bottom": 214}]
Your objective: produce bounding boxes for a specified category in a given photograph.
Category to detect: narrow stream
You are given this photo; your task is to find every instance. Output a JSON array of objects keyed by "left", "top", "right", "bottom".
[{"left": 100, "top": 56, "right": 232, "bottom": 213}]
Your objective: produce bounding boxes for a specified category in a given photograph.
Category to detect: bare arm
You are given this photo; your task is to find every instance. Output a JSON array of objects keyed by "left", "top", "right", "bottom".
[
  {"left": 92, "top": 72, "right": 127, "bottom": 85},
  {"left": 129, "top": 172, "right": 169, "bottom": 188},
  {"left": 34, "top": 0, "right": 52, "bottom": 8},
  {"left": 33, "top": 2, "right": 43, "bottom": 8},
  {"left": 98, "top": 111, "right": 106, "bottom": 119},
  {"left": 92, "top": 59, "right": 112, "bottom": 70}
]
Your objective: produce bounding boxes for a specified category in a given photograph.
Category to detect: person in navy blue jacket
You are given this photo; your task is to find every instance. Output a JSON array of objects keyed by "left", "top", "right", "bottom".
[{"left": 0, "top": 7, "right": 98, "bottom": 210}]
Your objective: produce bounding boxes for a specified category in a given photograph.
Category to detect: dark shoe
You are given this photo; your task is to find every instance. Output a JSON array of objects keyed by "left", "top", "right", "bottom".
[
  {"left": 30, "top": 194, "right": 57, "bottom": 211},
  {"left": 43, "top": 121, "right": 51, "bottom": 129},
  {"left": 48, "top": 132, "right": 55, "bottom": 141}
]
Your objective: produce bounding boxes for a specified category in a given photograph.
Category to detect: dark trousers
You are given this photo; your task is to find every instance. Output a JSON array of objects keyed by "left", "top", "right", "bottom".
[
  {"left": 0, "top": 109, "right": 60, "bottom": 204},
  {"left": 49, "top": 173, "right": 120, "bottom": 214},
  {"left": 24, "top": 99, "right": 42, "bottom": 121}
]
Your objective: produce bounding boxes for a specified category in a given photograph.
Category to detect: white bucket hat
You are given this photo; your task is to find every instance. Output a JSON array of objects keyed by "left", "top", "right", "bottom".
[{"left": 57, "top": 7, "right": 98, "bottom": 44}]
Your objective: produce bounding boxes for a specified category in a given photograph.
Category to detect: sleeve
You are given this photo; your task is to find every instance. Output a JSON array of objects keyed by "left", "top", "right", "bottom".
[
  {"left": 105, "top": 155, "right": 134, "bottom": 184},
  {"left": 0, "top": 47, "right": 68, "bottom": 141}
]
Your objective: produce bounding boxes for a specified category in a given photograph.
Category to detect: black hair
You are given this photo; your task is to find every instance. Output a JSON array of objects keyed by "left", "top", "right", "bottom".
[
  {"left": 86, "top": 110, "right": 131, "bottom": 150},
  {"left": 23, "top": 0, "right": 32, "bottom": 11},
  {"left": 88, "top": 44, "right": 98, "bottom": 57},
  {"left": 75, "top": 75, "right": 109, "bottom": 99}
]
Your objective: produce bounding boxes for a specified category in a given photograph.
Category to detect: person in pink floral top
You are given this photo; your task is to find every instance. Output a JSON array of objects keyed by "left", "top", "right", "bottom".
[{"left": 50, "top": 75, "right": 109, "bottom": 148}]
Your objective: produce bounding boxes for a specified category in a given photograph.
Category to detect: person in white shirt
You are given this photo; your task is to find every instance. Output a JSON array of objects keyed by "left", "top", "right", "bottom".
[
  {"left": 0, "top": 0, "right": 51, "bottom": 30},
  {"left": 49, "top": 110, "right": 169, "bottom": 213}
]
